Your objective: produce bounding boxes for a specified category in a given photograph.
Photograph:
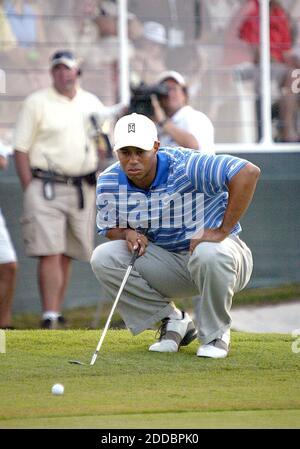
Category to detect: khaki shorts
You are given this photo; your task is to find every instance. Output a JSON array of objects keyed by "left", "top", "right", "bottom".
[{"left": 21, "top": 179, "right": 96, "bottom": 261}]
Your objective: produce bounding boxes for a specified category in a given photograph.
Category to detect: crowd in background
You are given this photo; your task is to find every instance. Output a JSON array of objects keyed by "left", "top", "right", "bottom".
[{"left": 0, "top": 0, "right": 299, "bottom": 146}]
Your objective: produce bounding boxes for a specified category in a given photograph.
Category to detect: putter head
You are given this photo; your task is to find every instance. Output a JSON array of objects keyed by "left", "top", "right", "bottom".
[{"left": 68, "top": 360, "right": 86, "bottom": 365}]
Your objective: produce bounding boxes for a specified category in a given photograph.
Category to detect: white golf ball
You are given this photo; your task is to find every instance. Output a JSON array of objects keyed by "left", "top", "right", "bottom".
[{"left": 51, "top": 383, "right": 64, "bottom": 395}]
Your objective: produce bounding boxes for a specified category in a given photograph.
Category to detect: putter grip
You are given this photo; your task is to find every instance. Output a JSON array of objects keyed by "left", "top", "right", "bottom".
[
  {"left": 129, "top": 247, "right": 140, "bottom": 266},
  {"left": 129, "top": 227, "right": 148, "bottom": 266}
]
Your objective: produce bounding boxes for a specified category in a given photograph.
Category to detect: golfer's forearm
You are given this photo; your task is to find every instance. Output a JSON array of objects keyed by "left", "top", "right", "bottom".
[
  {"left": 162, "top": 121, "right": 198, "bottom": 150},
  {"left": 220, "top": 163, "right": 260, "bottom": 235},
  {"left": 14, "top": 150, "right": 32, "bottom": 190},
  {"left": 106, "top": 228, "right": 131, "bottom": 241}
]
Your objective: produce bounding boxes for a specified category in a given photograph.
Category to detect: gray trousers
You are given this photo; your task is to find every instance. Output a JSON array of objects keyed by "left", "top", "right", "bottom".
[{"left": 90, "top": 235, "right": 253, "bottom": 344}]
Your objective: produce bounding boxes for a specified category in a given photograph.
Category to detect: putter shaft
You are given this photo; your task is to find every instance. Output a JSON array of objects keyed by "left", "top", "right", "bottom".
[
  {"left": 89, "top": 249, "right": 139, "bottom": 365},
  {"left": 69, "top": 245, "right": 142, "bottom": 367}
]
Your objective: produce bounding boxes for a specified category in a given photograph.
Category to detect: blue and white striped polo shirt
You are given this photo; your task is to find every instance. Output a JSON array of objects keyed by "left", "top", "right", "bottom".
[{"left": 96, "top": 147, "right": 248, "bottom": 252}]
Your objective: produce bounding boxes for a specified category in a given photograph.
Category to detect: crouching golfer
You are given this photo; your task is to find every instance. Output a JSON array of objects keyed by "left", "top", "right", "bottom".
[{"left": 91, "top": 113, "right": 260, "bottom": 358}]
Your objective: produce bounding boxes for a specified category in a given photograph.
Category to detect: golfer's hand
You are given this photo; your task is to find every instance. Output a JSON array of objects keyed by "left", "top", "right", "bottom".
[
  {"left": 125, "top": 229, "right": 148, "bottom": 256},
  {"left": 189, "top": 228, "right": 228, "bottom": 254}
]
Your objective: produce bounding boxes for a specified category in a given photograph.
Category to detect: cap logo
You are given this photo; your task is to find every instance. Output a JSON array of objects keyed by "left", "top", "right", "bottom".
[{"left": 128, "top": 123, "right": 135, "bottom": 133}]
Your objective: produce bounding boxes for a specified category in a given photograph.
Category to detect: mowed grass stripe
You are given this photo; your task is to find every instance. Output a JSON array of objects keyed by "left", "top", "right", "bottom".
[
  {"left": 1, "top": 410, "right": 300, "bottom": 429},
  {"left": 0, "top": 330, "right": 299, "bottom": 428}
]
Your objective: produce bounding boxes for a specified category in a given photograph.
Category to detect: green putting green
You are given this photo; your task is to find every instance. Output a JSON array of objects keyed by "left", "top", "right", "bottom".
[{"left": 0, "top": 330, "right": 299, "bottom": 429}]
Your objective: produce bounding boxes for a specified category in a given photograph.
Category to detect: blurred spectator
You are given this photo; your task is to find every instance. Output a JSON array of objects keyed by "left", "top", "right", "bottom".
[
  {"left": 76, "top": 0, "right": 142, "bottom": 103},
  {"left": 194, "top": 0, "right": 253, "bottom": 143},
  {"left": 13, "top": 50, "right": 122, "bottom": 329},
  {"left": 130, "top": 21, "right": 167, "bottom": 86},
  {"left": 41, "top": 0, "right": 104, "bottom": 98},
  {"left": 94, "top": 0, "right": 142, "bottom": 40},
  {"left": 1, "top": 0, "right": 48, "bottom": 89},
  {"left": 239, "top": 0, "right": 292, "bottom": 64},
  {"left": 3, "top": 0, "right": 45, "bottom": 48},
  {"left": 0, "top": 1, "right": 17, "bottom": 52},
  {"left": 151, "top": 70, "right": 215, "bottom": 153},
  {"left": 0, "top": 0, "right": 48, "bottom": 148},
  {"left": 165, "top": 43, "right": 203, "bottom": 110},
  {"left": 0, "top": 142, "right": 17, "bottom": 329},
  {"left": 237, "top": 0, "right": 300, "bottom": 141}
]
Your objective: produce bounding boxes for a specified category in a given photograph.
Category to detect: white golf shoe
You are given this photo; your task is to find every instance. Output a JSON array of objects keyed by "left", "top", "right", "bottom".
[
  {"left": 149, "top": 311, "right": 197, "bottom": 353},
  {"left": 197, "top": 329, "right": 230, "bottom": 359}
]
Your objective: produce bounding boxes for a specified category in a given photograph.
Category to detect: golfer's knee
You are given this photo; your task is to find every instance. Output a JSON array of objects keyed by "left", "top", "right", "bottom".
[
  {"left": 189, "top": 242, "right": 229, "bottom": 275},
  {"left": 90, "top": 243, "right": 114, "bottom": 274},
  {"left": 194, "top": 242, "right": 220, "bottom": 266},
  {"left": 90, "top": 240, "right": 128, "bottom": 276}
]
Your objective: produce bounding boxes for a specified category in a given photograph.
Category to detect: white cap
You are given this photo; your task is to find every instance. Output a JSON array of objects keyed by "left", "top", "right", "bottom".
[
  {"left": 143, "top": 21, "right": 167, "bottom": 45},
  {"left": 50, "top": 50, "right": 79, "bottom": 69},
  {"left": 113, "top": 113, "right": 158, "bottom": 152},
  {"left": 157, "top": 70, "right": 186, "bottom": 87}
]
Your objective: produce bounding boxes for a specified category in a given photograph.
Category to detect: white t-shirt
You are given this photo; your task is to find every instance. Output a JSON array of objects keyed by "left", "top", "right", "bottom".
[
  {"left": 158, "top": 105, "right": 215, "bottom": 154},
  {"left": 0, "top": 143, "right": 17, "bottom": 263},
  {"left": 0, "top": 210, "right": 17, "bottom": 263},
  {"left": 0, "top": 142, "right": 12, "bottom": 159}
]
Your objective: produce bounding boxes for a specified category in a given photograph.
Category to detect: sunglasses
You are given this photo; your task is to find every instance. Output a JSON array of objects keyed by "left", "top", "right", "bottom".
[{"left": 51, "top": 51, "right": 75, "bottom": 61}]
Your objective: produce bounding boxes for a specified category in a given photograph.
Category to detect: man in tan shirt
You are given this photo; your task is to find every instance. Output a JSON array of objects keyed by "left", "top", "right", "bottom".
[{"left": 14, "top": 50, "right": 121, "bottom": 329}]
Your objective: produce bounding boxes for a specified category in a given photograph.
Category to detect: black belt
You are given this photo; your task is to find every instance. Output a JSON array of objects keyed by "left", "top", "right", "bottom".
[{"left": 31, "top": 169, "right": 96, "bottom": 209}]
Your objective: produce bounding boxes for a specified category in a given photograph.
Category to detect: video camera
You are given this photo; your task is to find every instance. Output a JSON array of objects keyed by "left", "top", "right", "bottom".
[{"left": 129, "top": 82, "right": 169, "bottom": 118}]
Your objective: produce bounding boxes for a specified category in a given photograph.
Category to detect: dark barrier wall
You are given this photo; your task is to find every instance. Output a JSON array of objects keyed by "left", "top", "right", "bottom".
[
  {"left": 1, "top": 152, "right": 300, "bottom": 313},
  {"left": 237, "top": 152, "right": 300, "bottom": 287}
]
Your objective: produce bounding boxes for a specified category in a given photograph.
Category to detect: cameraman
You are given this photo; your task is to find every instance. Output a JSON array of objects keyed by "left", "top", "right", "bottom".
[{"left": 151, "top": 71, "right": 215, "bottom": 154}]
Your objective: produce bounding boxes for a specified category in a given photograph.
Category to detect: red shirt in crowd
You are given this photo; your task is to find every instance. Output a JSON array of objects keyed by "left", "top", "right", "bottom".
[{"left": 239, "top": 0, "right": 292, "bottom": 63}]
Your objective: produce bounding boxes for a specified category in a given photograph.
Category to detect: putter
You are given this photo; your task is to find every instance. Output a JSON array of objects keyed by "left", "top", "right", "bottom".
[{"left": 68, "top": 246, "right": 141, "bottom": 366}]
